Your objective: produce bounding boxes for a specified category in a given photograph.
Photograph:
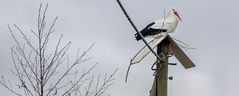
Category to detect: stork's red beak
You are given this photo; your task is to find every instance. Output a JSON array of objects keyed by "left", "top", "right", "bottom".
[
  {"left": 174, "top": 11, "right": 182, "bottom": 21},
  {"left": 172, "top": 9, "right": 182, "bottom": 21}
]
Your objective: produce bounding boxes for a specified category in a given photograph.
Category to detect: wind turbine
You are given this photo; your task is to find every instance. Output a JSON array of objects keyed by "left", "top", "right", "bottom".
[
  {"left": 116, "top": 0, "right": 196, "bottom": 96},
  {"left": 127, "top": 7, "right": 195, "bottom": 81}
]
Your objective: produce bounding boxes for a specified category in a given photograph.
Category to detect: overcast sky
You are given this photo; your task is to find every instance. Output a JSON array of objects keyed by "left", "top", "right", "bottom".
[{"left": 1, "top": 0, "right": 239, "bottom": 96}]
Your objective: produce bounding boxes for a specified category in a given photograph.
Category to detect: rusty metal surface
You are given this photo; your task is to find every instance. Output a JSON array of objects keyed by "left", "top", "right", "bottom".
[{"left": 167, "top": 36, "right": 196, "bottom": 69}]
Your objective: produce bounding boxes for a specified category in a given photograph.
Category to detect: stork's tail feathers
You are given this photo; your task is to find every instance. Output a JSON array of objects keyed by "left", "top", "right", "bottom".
[
  {"left": 135, "top": 29, "right": 148, "bottom": 41},
  {"left": 135, "top": 33, "right": 143, "bottom": 41}
]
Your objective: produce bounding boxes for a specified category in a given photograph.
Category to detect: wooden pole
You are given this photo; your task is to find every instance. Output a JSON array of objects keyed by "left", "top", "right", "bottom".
[{"left": 150, "top": 39, "right": 169, "bottom": 96}]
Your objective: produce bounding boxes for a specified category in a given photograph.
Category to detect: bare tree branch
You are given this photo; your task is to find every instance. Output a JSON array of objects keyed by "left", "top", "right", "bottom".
[{"left": 1, "top": 3, "right": 117, "bottom": 96}]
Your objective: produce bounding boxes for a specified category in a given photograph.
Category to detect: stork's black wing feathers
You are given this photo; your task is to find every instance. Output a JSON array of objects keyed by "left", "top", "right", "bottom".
[
  {"left": 135, "top": 22, "right": 155, "bottom": 41},
  {"left": 135, "top": 22, "right": 167, "bottom": 41}
]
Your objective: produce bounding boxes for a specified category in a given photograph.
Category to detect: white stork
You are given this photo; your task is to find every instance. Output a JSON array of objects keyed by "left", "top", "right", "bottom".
[
  {"left": 135, "top": 7, "right": 182, "bottom": 41},
  {"left": 130, "top": 7, "right": 183, "bottom": 64}
]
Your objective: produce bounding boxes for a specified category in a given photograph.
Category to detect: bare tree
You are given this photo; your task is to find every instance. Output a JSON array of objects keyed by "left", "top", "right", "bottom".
[{"left": 0, "top": 4, "right": 117, "bottom": 96}]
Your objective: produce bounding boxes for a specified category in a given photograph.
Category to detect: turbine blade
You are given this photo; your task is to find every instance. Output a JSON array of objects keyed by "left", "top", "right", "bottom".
[
  {"left": 130, "top": 34, "right": 168, "bottom": 64},
  {"left": 167, "top": 36, "right": 196, "bottom": 69}
]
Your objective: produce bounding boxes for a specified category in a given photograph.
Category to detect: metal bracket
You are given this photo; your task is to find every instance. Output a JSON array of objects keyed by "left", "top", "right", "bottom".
[
  {"left": 167, "top": 52, "right": 174, "bottom": 57},
  {"left": 168, "top": 76, "right": 173, "bottom": 80},
  {"left": 159, "top": 52, "right": 166, "bottom": 61},
  {"left": 168, "top": 63, "right": 177, "bottom": 66}
]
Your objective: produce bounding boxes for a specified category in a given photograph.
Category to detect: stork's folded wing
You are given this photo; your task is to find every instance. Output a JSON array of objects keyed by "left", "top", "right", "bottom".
[{"left": 130, "top": 34, "right": 168, "bottom": 64}]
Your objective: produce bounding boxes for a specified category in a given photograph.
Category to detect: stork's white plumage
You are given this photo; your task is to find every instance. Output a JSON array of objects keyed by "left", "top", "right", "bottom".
[
  {"left": 135, "top": 7, "right": 182, "bottom": 41},
  {"left": 130, "top": 7, "right": 182, "bottom": 64}
]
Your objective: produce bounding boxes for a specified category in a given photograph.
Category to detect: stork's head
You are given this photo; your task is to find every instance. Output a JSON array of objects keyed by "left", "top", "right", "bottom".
[{"left": 170, "top": 7, "right": 182, "bottom": 21}]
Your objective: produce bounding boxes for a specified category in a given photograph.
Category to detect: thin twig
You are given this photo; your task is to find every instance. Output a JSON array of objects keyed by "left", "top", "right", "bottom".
[{"left": 171, "top": 37, "right": 196, "bottom": 51}]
